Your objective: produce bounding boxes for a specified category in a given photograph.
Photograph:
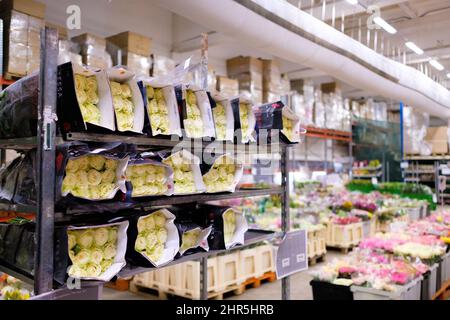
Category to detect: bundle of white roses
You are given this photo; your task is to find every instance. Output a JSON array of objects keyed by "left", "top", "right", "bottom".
[
  {"left": 203, "top": 156, "right": 236, "bottom": 193},
  {"left": 62, "top": 155, "right": 118, "bottom": 200},
  {"left": 180, "top": 228, "right": 201, "bottom": 253},
  {"left": 111, "top": 81, "right": 134, "bottom": 131},
  {"left": 134, "top": 211, "right": 168, "bottom": 262},
  {"left": 162, "top": 152, "right": 196, "bottom": 194},
  {"left": 223, "top": 209, "right": 236, "bottom": 244},
  {"left": 239, "top": 102, "right": 251, "bottom": 141},
  {"left": 126, "top": 164, "right": 168, "bottom": 197},
  {"left": 282, "top": 116, "right": 295, "bottom": 142},
  {"left": 67, "top": 226, "right": 118, "bottom": 278},
  {"left": 184, "top": 90, "right": 204, "bottom": 138},
  {"left": 213, "top": 102, "right": 227, "bottom": 140},
  {"left": 146, "top": 86, "right": 171, "bottom": 135},
  {"left": 74, "top": 74, "right": 101, "bottom": 125}
]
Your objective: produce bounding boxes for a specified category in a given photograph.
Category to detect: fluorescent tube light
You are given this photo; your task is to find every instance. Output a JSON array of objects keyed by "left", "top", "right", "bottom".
[
  {"left": 405, "top": 41, "right": 424, "bottom": 55},
  {"left": 373, "top": 16, "right": 397, "bottom": 34},
  {"left": 346, "top": 0, "right": 358, "bottom": 4},
  {"left": 429, "top": 59, "right": 444, "bottom": 71}
]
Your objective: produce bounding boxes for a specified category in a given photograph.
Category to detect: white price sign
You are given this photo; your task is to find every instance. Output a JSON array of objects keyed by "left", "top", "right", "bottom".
[
  {"left": 400, "top": 162, "right": 409, "bottom": 169},
  {"left": 371, "top": 177, "right": 378, "bottom": 185}
]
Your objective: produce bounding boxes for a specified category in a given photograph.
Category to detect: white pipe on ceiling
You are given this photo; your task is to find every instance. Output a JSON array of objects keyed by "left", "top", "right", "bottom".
[{"left": 155, "top": 0, "right": 450, "bottom": 118}]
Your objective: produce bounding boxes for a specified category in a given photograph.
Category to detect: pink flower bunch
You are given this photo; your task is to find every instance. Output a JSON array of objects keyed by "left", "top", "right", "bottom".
[
  {"left": 390, "top": 272, "right": 409, "bottom": 285},
  {"left": 338, "top": 266, "right": 356, "bottom": 274},
  {"left": 332, "top": 216, "right": 361, "bottom": 225}
]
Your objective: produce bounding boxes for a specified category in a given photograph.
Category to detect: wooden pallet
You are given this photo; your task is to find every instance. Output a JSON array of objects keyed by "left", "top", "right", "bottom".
[
  {"left": 105, "top": 278, "right": 130, "bottom": 291},
  {"left": 3, "top": 72, "right": 23, "bottom": 81},
  {"left": 326, "top": 245, "right": 356, "bottom": 254},
  {"left": 129, "top": 281, "right": 243, "bottom": 300},
  {"left": 432, "top": 279, "right": 450, "bottom": 300},
  {"left": 129, "top": 271, "right": 277, "bottom": 300},
  {"left": 240, "top": 271, "right": 277, "bottom": 291},
  {"left": 308, "top": 253, "right": 326, "bottom": 266}
]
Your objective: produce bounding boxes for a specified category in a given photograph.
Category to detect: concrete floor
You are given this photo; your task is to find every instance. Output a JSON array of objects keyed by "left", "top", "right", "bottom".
[{"left": 102, "top": 251, "right": 343, "bottom": 300}]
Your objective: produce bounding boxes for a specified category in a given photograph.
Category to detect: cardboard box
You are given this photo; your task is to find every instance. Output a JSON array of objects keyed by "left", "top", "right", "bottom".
[
  {"left": 71, "top": 33, "right": 107, "bottom": 50},
  {"left": 226, "top": 56, "right": 263, "bottom": 77},
  {"left": 263, "top": 90, "right": 282, "bottom": 103},
  {"left": 261, "top": 59, "right": 281, "bottom": 79},
  {"left": 425, "top": 127, "right": 448, "bottom": 154},
  {"left": 321, "top": 82, "right": 341, "bottom": 94},
  {"left": 216, "top": 76, "right": 239, "bottom": 96},
  {"left": 290, "top": 79, "right": 304, "bottom": 94},
  {"left": 232, "top": 71, "right": 262, "bottom": 91},
  {"left": 106, "top": 31, "right": 151, "bottom": 57},
  {"left": 0, "top": 0, "right": 46, "bottom": 19},
  {"left": 45, "top": 22, "right": 68, "bottom": 40}
]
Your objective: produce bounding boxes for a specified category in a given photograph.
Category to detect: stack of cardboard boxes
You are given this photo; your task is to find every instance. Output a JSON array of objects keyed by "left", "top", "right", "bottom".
[
  {"left": 226, "top": 56, "right": 263, "bottom": 104},
  {"left": 216, "top": 76, "right": 239, "bottom": 97},
  {"left": 71, "top": 33, "right": 112, "bottom": 70},
  {"left": 0, "top": 0, "right": 46, "bottom": 77},
  {"left": 261, "top": 59, "right": 290, "bottom": 103},
  {"left": 106, "top": 31, "right": 152, "bottom": 77}
]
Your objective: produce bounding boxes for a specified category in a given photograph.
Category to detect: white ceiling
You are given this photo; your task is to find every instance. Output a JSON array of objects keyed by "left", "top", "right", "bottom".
[{"left": 40, "top": 0, "right": 450, "bottom": 102}]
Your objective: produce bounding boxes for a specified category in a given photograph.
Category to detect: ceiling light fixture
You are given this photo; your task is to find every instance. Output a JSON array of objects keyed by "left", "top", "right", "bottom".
[
  {"left": 429, "top": 59, "right": 444, "bottom": 71},
  {"left": 446, "top": 73, "right": 450, "bottom": 79},
  {"left": 405, "top": 41, "right": 424, "bottom": 55},
  {"left": 373, "top": 16, "right": 397, "bottom": 34},
  {"left": 345, "top": 0, "right": 358, "bottom": 4}
]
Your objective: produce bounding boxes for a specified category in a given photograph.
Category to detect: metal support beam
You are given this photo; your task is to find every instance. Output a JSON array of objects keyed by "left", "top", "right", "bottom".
[
  {"left": 200, "top": 257, "right": 208, "bottom": 300},
  {"left": 34, "top": 27, "right": 58, "bottom": 295},
  {"left": 281, "top": 146, "right": 291, "bottom": 300}
]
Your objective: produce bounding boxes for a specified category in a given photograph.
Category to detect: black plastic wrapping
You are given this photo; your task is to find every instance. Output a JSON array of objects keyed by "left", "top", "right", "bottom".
[
  {"left": 253, "top": 101, "right": 284, "bottom": 144},
  {"left": 170, "top": 205, "right": 209, "bottom": 256},
  {"left": 57, "top": 62, "right": 114, "bottom": 135},
  {"left": 0, "top": 73, "right": 39, "bottom": 138},
  {"left": 1, "top": 223, "right": 25, "bottom": 266},
  {"left": 125, "top": 210, "right": 159, "bottom": 268},
  {"left": 0, "top": 156, "right": 23, "bottom": 203},
  {"left": 193, "top": 204, "right": 229, "bottom": 250},
  {"left": 14, "top": 223, "right": 35, "bottom": 274},
  {"left": 13, "top": 150, "right": 37, "bottom": 205},
  {"left": 55, "top": 141, "right": 135, "bottom": 212},
  {"left": 174, "top": 84, "right": 187, "bottom": 132}
]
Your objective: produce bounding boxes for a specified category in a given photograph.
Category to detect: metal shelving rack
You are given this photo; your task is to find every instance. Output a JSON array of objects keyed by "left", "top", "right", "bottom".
[
  {"left": 402, "top": 155, "right": 450, "bottom": 204},
  {"left": 0, "top": 28, "right": 296, "bottom": 300}
]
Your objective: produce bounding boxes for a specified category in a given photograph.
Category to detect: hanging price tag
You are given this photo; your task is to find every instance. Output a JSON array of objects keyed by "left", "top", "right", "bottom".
[
  {"left": 442, "top": 167, "right": 450, "bottom": 175},
  {"left": 400, "top": 162, "right": 409, "bottom": 169},
  {"left": 275, "top": 230, "right": 308, "bottom": 279},
  {"left": 433, "top": 194, "right": 437, "bottom": 203}
]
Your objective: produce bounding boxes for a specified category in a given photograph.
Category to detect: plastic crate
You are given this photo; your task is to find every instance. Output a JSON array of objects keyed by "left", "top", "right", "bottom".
[
  {"left": 310, "top": 280, "right": 353, "bottom": 300},
  {"left": 351, "top": 277, "right": 422, "bottom": 300},
  {"left": 376, "top": 215, "right": 410, "bottom": 233},
  {"left": 307, "top": 230, "right": 316, "bottom": 259},
  {"left": 256, "top": 244, "right": 275, "bottom": 274},
  {"left": 406, "top": 207, "right": 421, "bottom": 221},
  {"left": 419, "top": 203, "right": 428, "bottom": 219},
  {"left": 218, "top": 250, "right": 243, "bottom": 290},
  {"left": 326, "top": 222, "right": 363, "bottom": 248},
  {"left": 437, "top": 251, "right": 450, "bottom": 290},
  {"left": 132, "top": 271, "right": 153, "bottom": 288},
  {"left": 181, "top": 257, "right": 220, "bottom": 299},
  {"left": 166, "top": 263, "right": 185, "bottom": 296},
  {"left": 362, "top": 220, "right": 376, "bottom": 239},
  {"left": 421, "top": 264, "right": 438, "bottom": 300}
]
